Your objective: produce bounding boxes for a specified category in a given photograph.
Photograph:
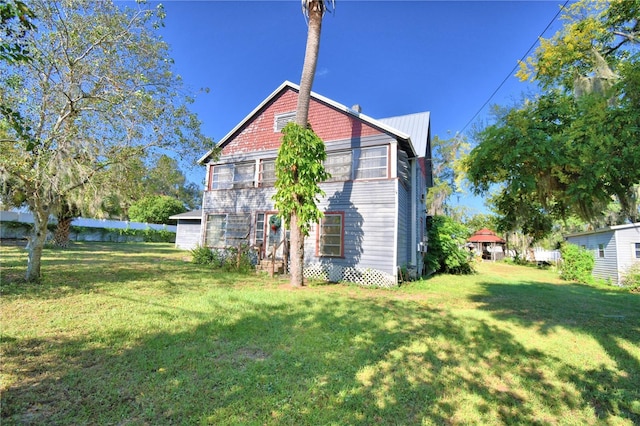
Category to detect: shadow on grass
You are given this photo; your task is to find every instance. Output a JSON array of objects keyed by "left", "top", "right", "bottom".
[
  {"left": 2, "top": 292, "right": 616, "bottom": 425},
  {"left": 472, "top": 280, "right": 640, "bottom": 423}
]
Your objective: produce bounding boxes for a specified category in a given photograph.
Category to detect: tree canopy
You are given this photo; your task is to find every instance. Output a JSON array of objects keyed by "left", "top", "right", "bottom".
[
  {"left": 0, "top": 0, "right": 212, "bottom": 281},
  {"left": 466, "top": 0, "right": 639, "bottom": 240}
]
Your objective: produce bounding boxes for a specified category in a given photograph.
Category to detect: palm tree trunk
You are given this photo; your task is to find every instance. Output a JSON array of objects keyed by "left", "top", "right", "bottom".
[{"left": 289, "top": 0, "right": 325, "bottom": 287}]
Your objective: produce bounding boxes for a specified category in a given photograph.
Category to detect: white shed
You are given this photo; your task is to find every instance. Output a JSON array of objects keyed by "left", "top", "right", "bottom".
[
  {"left": 564, "top": 222, "right": 640, "bottom": 285},
  {"left": 169, "top": 210, "right": 202, "bottom": 250}
]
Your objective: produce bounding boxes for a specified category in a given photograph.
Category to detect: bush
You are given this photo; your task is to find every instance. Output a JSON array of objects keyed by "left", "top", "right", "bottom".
[
  {"left": 559, "top": 243, "right": 594, "bottom": 284},
  {"left": 424, "top": 215, "right": 475, "bottom": 275},
  {"left": 190, "top": 244, "right": 254, "bottom": 273},
  {"left": 620, "top": 262, "right": 640, "bottom": 290}
]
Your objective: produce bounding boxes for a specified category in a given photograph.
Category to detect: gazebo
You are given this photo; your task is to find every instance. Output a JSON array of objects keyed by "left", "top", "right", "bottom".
[{"left": 467, "top": 228, "right": 506, "bottom": 261}]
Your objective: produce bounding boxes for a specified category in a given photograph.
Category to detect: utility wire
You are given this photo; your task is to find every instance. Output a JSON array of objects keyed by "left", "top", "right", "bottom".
[{"left": 459, "top": 0, "right": 571, "bottom": 135}]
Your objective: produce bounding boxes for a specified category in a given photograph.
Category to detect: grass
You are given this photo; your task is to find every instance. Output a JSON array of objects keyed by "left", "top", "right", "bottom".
[{"left": 1, "top": 242, "right": 639, "bottom": 425}]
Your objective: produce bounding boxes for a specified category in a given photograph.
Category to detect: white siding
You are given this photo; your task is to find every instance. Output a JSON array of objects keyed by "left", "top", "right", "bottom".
[
  {"left": 615, "top": 226, "right": 640, "bottom": 281},
  {"left": 174, "top": 219, "right": 202, "bottom": 250}
]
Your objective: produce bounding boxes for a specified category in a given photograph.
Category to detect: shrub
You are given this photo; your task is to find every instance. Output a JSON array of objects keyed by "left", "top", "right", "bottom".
[
  {"left": 424, "top": 215, "right": 475, "bottom": 275},
  {"left": 559, "top": 243, "right": 594, "bottom": 284},
  {"left": 191, "top": 245, "right": 215, "bottom": 265},
  {"left": 620, "top": 262, "right": 640, "bottom": 290}
]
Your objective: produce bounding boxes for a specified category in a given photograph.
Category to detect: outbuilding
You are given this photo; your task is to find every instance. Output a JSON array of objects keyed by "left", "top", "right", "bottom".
[{"left": 564, "top": 222, "right": 640, "bottom": 285}]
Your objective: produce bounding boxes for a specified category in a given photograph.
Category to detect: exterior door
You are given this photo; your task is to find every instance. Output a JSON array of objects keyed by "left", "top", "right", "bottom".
[{"left": 265, "top": 213, "right": 284, "bottom": 259}]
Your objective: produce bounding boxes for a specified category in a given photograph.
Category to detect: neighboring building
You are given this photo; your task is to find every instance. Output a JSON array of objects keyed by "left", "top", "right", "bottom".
[
  {"left": 196, "top": 81, "right": 432, "bottom": 287},
  {"left": 169, "top": 210, "right": 203, "bottom": 250},
  {"left": 467, "top": 228, "right": 506, "bottom": 261},
  {"left": 564, "top": 222, "right": 640, "bottom": 285}
]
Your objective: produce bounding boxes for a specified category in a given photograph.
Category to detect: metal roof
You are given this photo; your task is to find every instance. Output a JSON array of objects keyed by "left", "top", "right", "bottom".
[
  {"left": 198, "top": 81, "right": 430, "bottom": 164},
  {"left": 378, "top": 112, "right": 431, "bottom": 158},
  {"left": 169, "top": 210, "right": 202, "bottom": 220}
]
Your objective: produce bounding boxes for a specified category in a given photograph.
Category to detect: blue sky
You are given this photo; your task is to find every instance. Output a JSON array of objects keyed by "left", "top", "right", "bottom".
[{"left": 157, "top": 0, "right": 566, "bottom": 214}]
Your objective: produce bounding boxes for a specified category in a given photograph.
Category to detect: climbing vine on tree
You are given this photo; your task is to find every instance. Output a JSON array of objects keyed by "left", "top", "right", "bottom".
[{"left": 273, "top": 122, "right": 330, "bottom": 236}]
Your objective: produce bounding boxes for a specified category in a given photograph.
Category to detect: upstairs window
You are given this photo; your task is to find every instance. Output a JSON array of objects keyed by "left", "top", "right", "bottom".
[
  {"left": 598, "top": 244, "right": 605, "bottom": 258},
  {"left": 260, "top": 159, "right": 276, "bottom": 187},
  {"left": 274, "top": 111, "right": 296, "bottom": 132},
  {"left": 325, "top": 151, "right": 352, "bottom": 182},
  {"left": 210, "top": 163, "right": 255, "bottom": 189},
  {"left": 318, "top": 213, "right": 344, "bottom": 257},
  {"left": 211, "top": 165, "right": 233, "bottom": 189},
  {"left": 354, "top": 146, "right": 388, "bottom": 179}
]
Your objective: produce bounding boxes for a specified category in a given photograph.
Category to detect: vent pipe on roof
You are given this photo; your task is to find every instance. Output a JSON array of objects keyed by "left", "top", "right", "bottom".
[{"left": 351, "top": 104, "right": 362, "bottom": 113}]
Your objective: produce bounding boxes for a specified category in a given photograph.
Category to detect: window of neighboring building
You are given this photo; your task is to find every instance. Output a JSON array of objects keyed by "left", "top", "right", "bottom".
[
  {"left": 274, "top": 111, "right": 296, "bottom": 132},
  {"left": 204, "top": 213, "right": 250, "bottom": 247},
  {"left": 635, "top": 242, "right": 640, "bottom": 259},
  {"left": 318, "top": 212, "right": 344, "bottom": 257},
  {"left": 598, "top": 243, "right": 605, "bottom": 258},
  {"left": 353, "top": 146, "right": 388, "bottom": 179},
  {"left": 260, "top": 159, "right": 276, "bottom": 187},
  {"left": 210, "top": 163, "right": 255, "bottom": 189},
  {"left": 325, "top": 150, "right": 352, "bottom": 182}
]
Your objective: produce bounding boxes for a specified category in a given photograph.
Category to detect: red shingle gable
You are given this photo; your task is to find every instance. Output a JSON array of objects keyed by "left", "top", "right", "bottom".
[{"left": 220, "top": 87, "right": 385, "bottom": 156}]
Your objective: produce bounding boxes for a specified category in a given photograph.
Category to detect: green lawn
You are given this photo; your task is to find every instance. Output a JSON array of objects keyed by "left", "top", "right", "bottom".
[{"left": 1, "top": 242, "right": 638, "bottom": 425}]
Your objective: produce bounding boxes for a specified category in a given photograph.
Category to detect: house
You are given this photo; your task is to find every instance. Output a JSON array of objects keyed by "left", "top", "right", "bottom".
[
  {"left": 564, "top": 222, "right": 640, "bottom": 285},
  {"left": 169, "top": 210, "right": 203, "bottom": 250},
  {"left": 467, "top": 228, "right": 506, "bottom": 261},
  {"left": 197, "top": 81, "right": 432, "bottom": 287}
]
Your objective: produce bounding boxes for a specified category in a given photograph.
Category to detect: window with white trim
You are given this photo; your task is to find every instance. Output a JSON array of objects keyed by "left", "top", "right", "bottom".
[
  {"left": 210, "top": 163, "right": 255, "bottom": 189},
  {"left": 260, "top": 159, "right": 276, "bottom": 187},
  {"left": 635, "top": 242, "right": 640, "bottom": 259},
  {"left": 598, "top": 243, "right": 605, "bottom": 258},
  {"left": 274, "top": 111, "right": 296, "bottom": 132},
  {"left": 204, "top": 213, "right": 251, "bottom": 247},
  {"left": 325, "top": 150, "right": 352, "bottom": 182},
  {"left": 318, "top": 213, "right": 344, "bottom": 257},
  {"left": 354, "top": 146, "right": 388, "bottom": 179},
  {"left": 255, "top": 213, "right": 265, "bottom": 247}
]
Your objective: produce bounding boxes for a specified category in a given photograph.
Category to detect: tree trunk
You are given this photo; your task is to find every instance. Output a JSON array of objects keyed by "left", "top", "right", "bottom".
[
  {"left": 53, "top": 216, "right": 73, "bottom": 248},
  {"left": 26, "top": 204, "right": 50, "bottom": 282},
  {"left": 289, "top": 0, "right": 324, "bottom": 287},
  {"left": 289, "top": 213, "right": 305, "bottom": 287}
]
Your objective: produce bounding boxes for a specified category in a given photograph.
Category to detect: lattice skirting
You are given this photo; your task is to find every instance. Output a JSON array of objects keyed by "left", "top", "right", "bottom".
[{"left": 303, "top": 263, "right": 397, "bottom": 288}]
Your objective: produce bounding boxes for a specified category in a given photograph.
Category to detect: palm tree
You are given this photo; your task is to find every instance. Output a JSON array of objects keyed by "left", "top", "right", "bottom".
[{"left": 289, "top": 0, "right": 334, "bottom": 287}]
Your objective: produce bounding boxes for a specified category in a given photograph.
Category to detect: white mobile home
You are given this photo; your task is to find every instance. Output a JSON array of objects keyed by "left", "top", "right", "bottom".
[{"left": 564, "top": 222, "right": 640, "bottom": 285}]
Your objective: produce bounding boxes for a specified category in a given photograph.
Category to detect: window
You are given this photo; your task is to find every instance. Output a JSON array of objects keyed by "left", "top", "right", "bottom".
[
  {"left": 255, "top": 213, "right": 265, "bottom": 247},
  {"left": 233, "top": 163, "right": 255, "bottom": 188},
  {"left": 318, "top": 213, "right": 344, "bottom": 257},
  {"left": 635, "top": 243, "right": 640, "bottom": 259},
  {"left": 598, "top": 243, "right": 605, "bottom": 258},
  {"left": 260, "top": 159, "right": 276, "bottom": 187},
  {"left": 325, "top": 151, "right": 352, "bottom": 182},
  {"left": 274, "top": 111, "right": 296, "bottom": 132},
  {"left": 205, "top": 214, "right": 226, "bottom": 247},
  {"left": 354, "top": 146, "right": 387, "bottom": 179},
  {"left": 204, "top": 213, "right": 250, "bottom": 247},
  {"left": 210, "top": 163, "right": 255, "bottom": 189},
  {"left": 211, "top": 165, "right": 233, "bottom": 189}
]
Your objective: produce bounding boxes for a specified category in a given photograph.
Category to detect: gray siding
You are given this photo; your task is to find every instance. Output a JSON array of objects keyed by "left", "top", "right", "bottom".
[
  {"left": 203, "top": 179, "right": 399, "bottom": 280},
  {"left": 174, "top": 219, "right": 202, "bottom": 250},
  {"left": 614, "top": 226, "right": 640, "bottom": 280},
  {"left": 308, "top": 180, "right": 398, "bottom": 278},
  {"left": 397, "top": 180, "right": 410, "bottom": 270}
]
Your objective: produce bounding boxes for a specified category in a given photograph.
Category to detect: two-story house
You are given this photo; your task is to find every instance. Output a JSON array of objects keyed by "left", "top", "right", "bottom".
[{"left": 197, "top": 81, "right": 432, "bottom": 287}]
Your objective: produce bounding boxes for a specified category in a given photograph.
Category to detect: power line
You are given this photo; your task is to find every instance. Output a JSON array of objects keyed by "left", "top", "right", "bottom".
[{"left": 459, "top": 0, "right": 571, "bottom": 135}]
